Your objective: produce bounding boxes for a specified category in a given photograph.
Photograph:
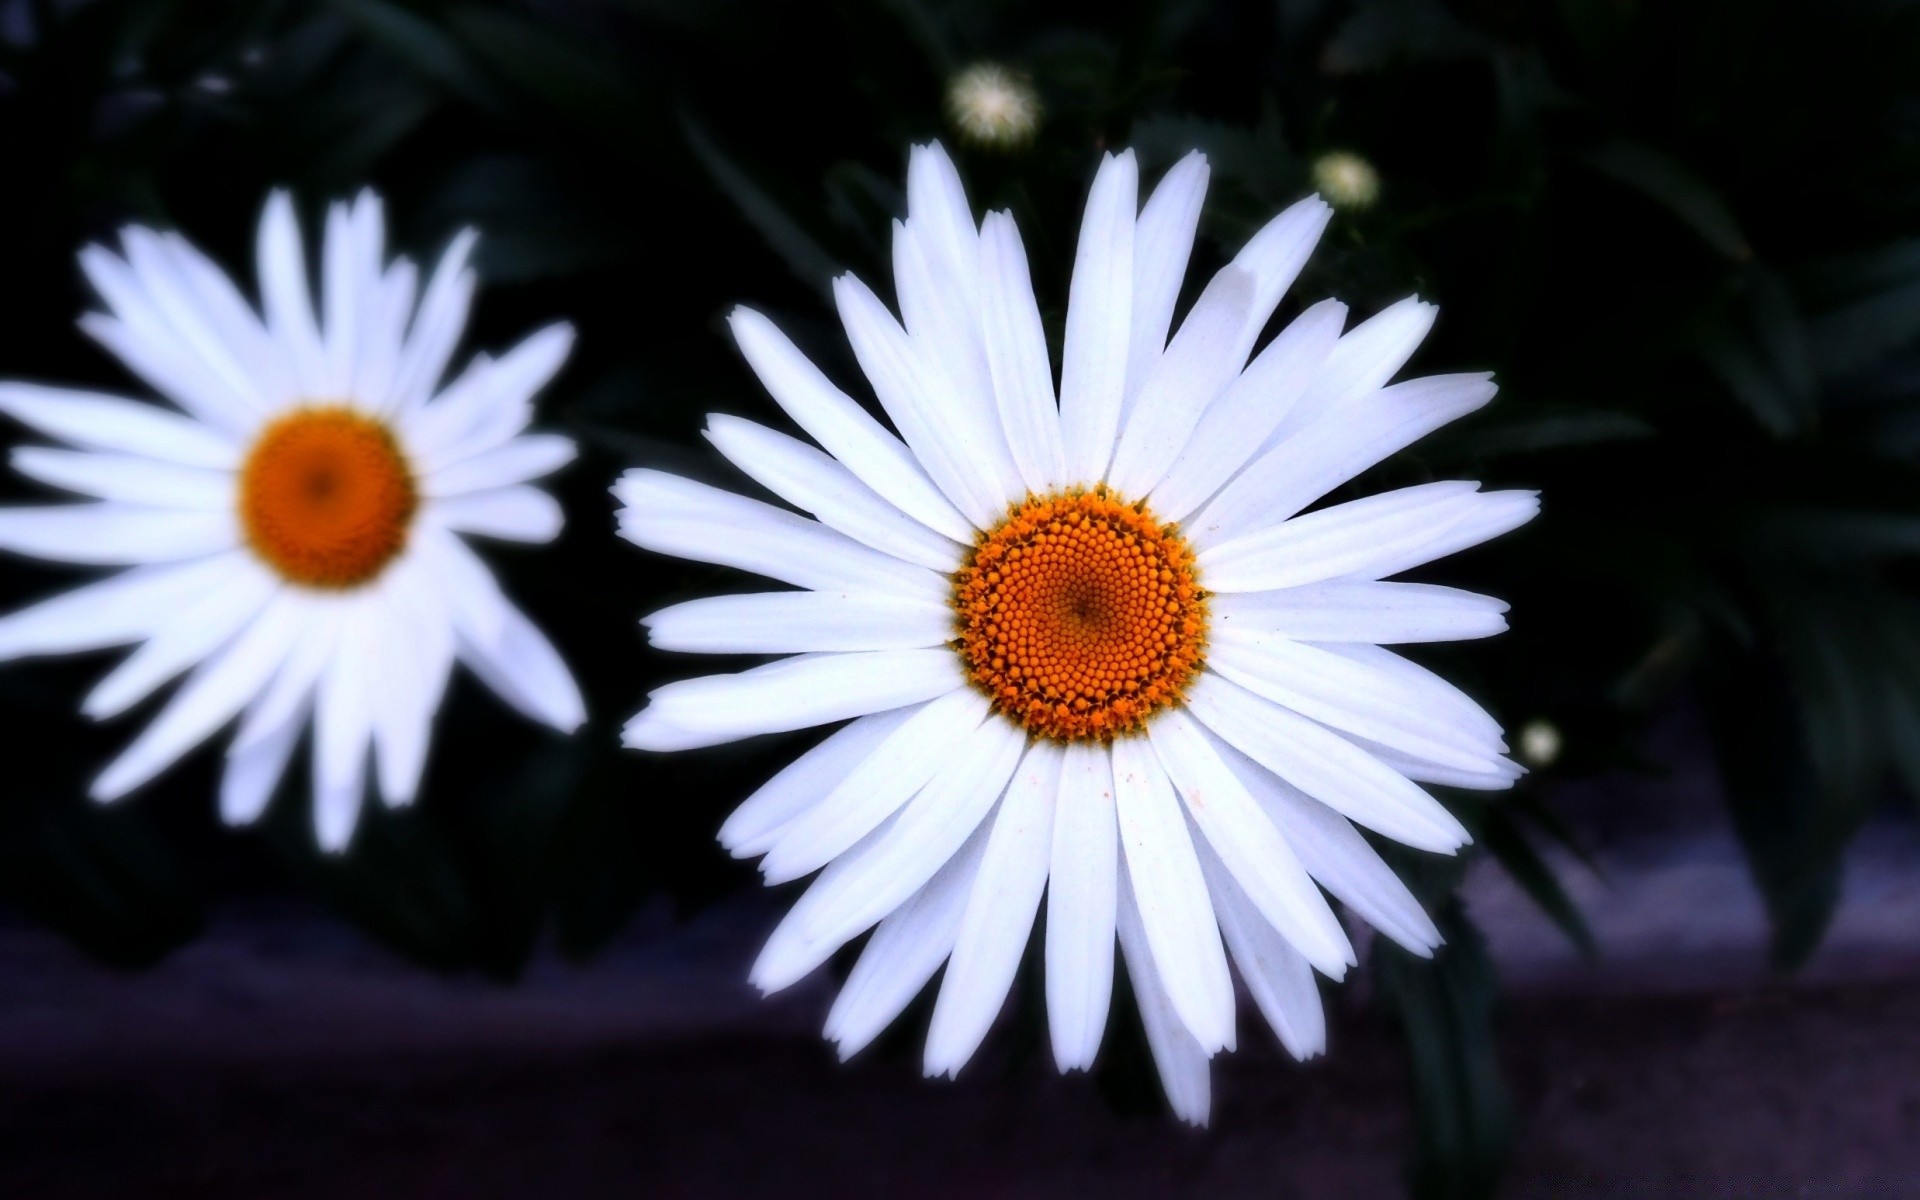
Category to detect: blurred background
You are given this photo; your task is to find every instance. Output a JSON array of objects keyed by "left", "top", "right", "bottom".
[{"left": 2, "top": 0, "right": 1920, "bottom": 1195}]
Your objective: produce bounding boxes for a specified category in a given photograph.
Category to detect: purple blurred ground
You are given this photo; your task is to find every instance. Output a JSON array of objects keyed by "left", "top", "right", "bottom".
[{"left": 2, "top": 715, "right": 1918, "bottom": 1198}]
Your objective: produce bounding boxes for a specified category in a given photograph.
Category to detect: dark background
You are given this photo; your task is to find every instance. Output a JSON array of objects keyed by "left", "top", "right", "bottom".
[{"left": 3, "top": 0, "right": 1920, "bottom": 1195}]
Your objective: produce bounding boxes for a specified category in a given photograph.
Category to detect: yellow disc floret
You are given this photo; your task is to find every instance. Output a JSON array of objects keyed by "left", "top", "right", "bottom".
[
  {"left": 954, "top": 488, "right": 1207, "bottom": 741},
  {"left": 240, "top": 406, "right": 417, "bottom": 589}
]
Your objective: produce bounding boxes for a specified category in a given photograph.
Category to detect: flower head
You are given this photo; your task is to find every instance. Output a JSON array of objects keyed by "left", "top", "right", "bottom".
[
  {"left": 946, "top": 63, "right": 1041, "bottom": 151},
  {"left": 1312, "top": 149, "right": 1381, "bottom": 211},
  {"left": 618, "top": 144, "right": 1532, "bottom": 1122},
  {"left": 0, "top": 191, "right": 585, "bottom": 850}
]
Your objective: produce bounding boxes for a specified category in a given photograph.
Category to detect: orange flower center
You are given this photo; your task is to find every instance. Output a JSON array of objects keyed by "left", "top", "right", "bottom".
[
  {"left": 239, "top": 407, "right": 417, "bottom": 589},
  {"left": 953, "top": 488, "right": 1207, "bottom": 741}
]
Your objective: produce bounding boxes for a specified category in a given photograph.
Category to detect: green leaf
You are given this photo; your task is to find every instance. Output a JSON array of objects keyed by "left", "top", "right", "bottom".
[
  {"left": 1579, "top": 140, "right": 1751, "bottom": 262},
  {"left": 682, "top": 114, "right": 844, "bottom": 297},
  {"left": 1479, "top": 807, "right": 1597, "bottom": 959},
  {"left": 332, "top": 0, "right": 504, "bottom": 111},
  {"left": 1375, "top": 901, "right": 1514, "bottom": 1200}
]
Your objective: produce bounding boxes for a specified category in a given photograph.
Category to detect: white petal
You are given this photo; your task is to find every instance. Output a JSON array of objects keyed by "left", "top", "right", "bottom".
[
  {"left": 91, "top": 589, "right": 309, "bottom": 801},
  {"left": 751, "top": 817, "right": 899, "bottom": 993},
  {"left": 10, "top": 447, "right": 232, "bottom": 510},
  {"left": 311, "top": 608, "right": 374, "bottom": 852},
  {"left": 718, "top": 705, "right": 923, "bottom": 858},
  {"left": 1272, "top": 296, "right": 1437, "bottom": 440},
  {"left": 368, "top": 561, "right": 455, "bottom": 806},
  {"left": 82, "top": 560, "right": 278, "bottom": 719},
  {"left": 0, "top": 552, "right": 252, "bottom": 661},
  {"left": 1340, "top": 490, "right": 1540, "bottom": 581},
  {"left": 977, "top": 212, "right": 1068, "bottom": 495},
  {"left": 388, "top": 229, "right": 478, "bottom": 415},
  {"left": 1222, "top": 197, "right": 1333, "bottom": 367},
  {"left": 835, "top": 271, "right": 1001, "bottom": 528},
  {"left": 255, "top": 191, "right": 329, "bottom": 399},
  {"left": 1046, "top": 739, "right": 1119, "bottom": 1072},
  {"left": 704, "top": 414, "right": 963, "bottom": 571},
  {"left": 756, "top": 686, "right": 988, "bottom": 882},
  {"left": 423, "top": 434, "right": 574, "bottom": 497},
  {"left": 791, "top": 714, "right": 1025, "bottom": 954},
  {"left": 1212, "top": 580, "right": 1509, "bottom": 644},
  {"left": 107, "top": 231, "right": 269, "bottom": 426},
  {"left": 153, "top": 231, "right": 294, "bottom": 412},
  {"left": 1108, "top": 735, "right": 1235, "bottom": 1053},
  {"left": 1209, "top": 631, "right": 1510, "bottom": 773},
  {"left": 77, "top": 312, "right": 253, "bottom": 439},
  {"left": 1059, "top": 150, "right": 1141, "bottom": 484},
  {"left": 1193, "top": 372, "right": 1497, "bottom": 546},
  {"left": 826, "top": 820, "right": 992, "bottom": 1061},
  {"left": 1314, "top": 642, "right": 1507, "bottom": 742},
  {"left": 219, "top": 703, "right": 304, "bottom": 826},
  {"left": 727, "top": 307, "right": 972, "bottom": 543},
  {"left": 450, "top": 586, "right": 583, "bottom": 733},
  {"left": 404, "top": 324, "right": 572, "bottom": 465},
  {"left": 1196, "top": 481, "right": 1485, "bottom": 590},
  {"left": 644, "top": 591, "right": 953, "bottom": 655},
  {"left": 1115, "top": 866, "right": 1213, "bottom": 1126},
  {"left": 0, "top": 383, "right": 239, "bottom": 469},
  {"left": 613, "top": 469, "right": 947, "bottom": 603},
  {"left": 623, "top": 650, "right": 963, "bottom": 754},
  {"left": 1149, "top": 299, "right": 1345, "bottom": 523},
  {"left": 1124, "top": 152, "right": 1208, "bottom": 413},
  {"left": 1105, "top": 265, "right": 1255, "bottom": 499},
  {"left": 905, "top": 143, "right": 982, "bottom": 303},
  {"left": 1212, "top": 737, "right": 1442, "bottom": 956},
  {"left": 924, "top": 740, "right": 1062, "bottom": 1077},
  {"left": 231, "top": 602, "right": 341, "bottom": 753},
  {"left": 1149, "top": 711, "right": 1353, "bottom": 977},
  {"left": 1358, "top": 737, "right": 1524, "bottom": 791},
  {"left": 1197, "top": 842, "right": 1327, "bottom": 1059},
  {"left": 1186, "top": 671, "right": 1469, "bottom": 853},
  {"left": 0, "top": 504, "right": 237, "bottom": 565},
  {"left": 431, "top": 485, "right": 563, "bottom": 543}
]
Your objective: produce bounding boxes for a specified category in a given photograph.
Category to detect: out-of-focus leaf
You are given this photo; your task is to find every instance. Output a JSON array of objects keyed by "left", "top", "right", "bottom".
[
  {"left": 1375, "top": 901, "right": 1514, "bottom": 1200},
  {"left": 445, "top": 4, "right": 664, "bottom": 150},
  {"left": 1579, "top": 140, "right": 1752, "bottom": 262},
  {"left": 1437, "top": 406, "right": 1652, "bottom": 458},
  {"left": 1479, "top": 807, "right": 1597, "bottom": 958},
  {"left": 682, "top": 114, "right": 843, "bottom": 296},
  {"left": 418, "top": 153, "right": 639, "bottom": 282},
  {"left": 331, "top": 0, "right": 504, "bottom": 111},
  {"left": 1323, "top": 0, "right": 1494, "bottom": 74},
  {"left": 1699, "top": 268, "right": 1818, "bottom": 436}
]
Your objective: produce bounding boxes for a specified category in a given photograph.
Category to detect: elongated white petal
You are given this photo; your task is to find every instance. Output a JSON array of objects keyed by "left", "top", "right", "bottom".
[
  {"left": 404, "top": 324, "right": 572, "bottom": 465},
  {"left": 793, "top": 715, "right": 1024, "bottom": 953},
  {"left": 644, "top": 591, "right": 953, "bottom": 655},
  {"left": 613, "top": 469, "right": 947, "bottom": 603},
  {"left": 1109, "top": 735, "right": 1235, "bottom": 1052},
  {"left": 388, "top": 228, "right": 478, "bottom": 415},
  {"left": 1197, "top": 843, "right": 1327, "bottom": 1059},
  {"left": 1211, "top": 735, "right": 1443, "bottom": 955},
  {"left": 423, "top": 434, "right": 574, "bottom": 497},
  {"left": 1115, "top": 866, "right": 1213, "bottom": 1126},
  {"left": 1150, "top": 298, "right": 1345, "bottom": 522},
  {"left": 1341, "top": 490, "right": 1540, "bottom": 582},
  {"left": 231, "top": 603, "right": 341, "bottom": 753},
  {"left": 719, "top": 705, "right": 923, "bottom": 857},
  {"left": 827, "top": 822, "right": 992, "bottom": 1060},
  {"left": 10, "top": 448, "right": 231, "bottom": 510},
  {"left": 1197, "top": 481, "right": 1484, "bottom": 591},
  {"left": 0, "top": 505, "right": 237, "bottom": 565},
  {"left": 312, "top": 608, "right": 374, "bottom": 851},
  {"left": 1194, "top": 373, "right": 1497, "bottom": 546},
  {"left": 1358, "top": 736, "right": 1524, "bottom": 791},
  {"left": 431, "top": 485, "right": 562, "bottom": 543},
  {"left": 256, "top": 191, "right": 329, "bottom": 399},
  {"left": 1316, "top": 642, "right": 1506, "bottom": 741},
  {"left": 925, "top": 740, "right": 1062, "bottom": 1076},
  {"left": 1221, "top": 197, "right": 1333, "bottom": 366},
  {"left": 450, "top": 588, "right": 584, "bottom": 733},
  {"left": 624, "top": 651, "right": 963, "bottom": 754},
  {"left": 82, "top": 561, "right": 278, "bottom": 719},
  {"left": 0, "top": 552, "right": 250, "bottom": 661},
  {"left": 704, "top": 414, "right": 962, "bottom": 571},
  {"left": 1212, "top": 580, "right": 1508, "bottom": 644},
  {"left": 752, "top": 817, "right": 898, "bottom": 993},
  {"left": 1059, "top": 151, "right": 1139, "bottom": 482},
  {"left": 1046, "top": 739, "right": 1119, "bottom": 1072},
  {"left": 1210, "top": 631, "right": 1509, "bottom": 773},
  {"left": 1124, "top": 152, "right": 1207, "bottom": 409},
  {"left": 905, "top": 143, "right": 981, "bottom": 303},
  {"left": 1272, "top": 296, "right": 1437, "bottom": 440},
  {"left": 758, "top": 687, "right": 988, "bottom": 882},
  {"left": 978, "top": 212, "right": 1067, "bottom": 495},
  {"left": 727, "top": 307, "right": 972, "bottom": 543},
  {"left": 113, "top": 230, "right": 274, "bottom": 424},
  {"left": 1105, "top": 266, "right": 1255, "bottom": 498},
  {"left": 91, "top": 590, "right": 310, "bottom": 801},
  {"left": 1149, "top": 710, "right": 1353, "bottom": 977},
  {"left": 0, "top": 383, "right": 239, "bottom": 469},
  {"left": 219, "top": 702, "right": 304, "bottom": 826},
  {"left": 1186, "top": 672, "right": 1469, "bottom": 852}
]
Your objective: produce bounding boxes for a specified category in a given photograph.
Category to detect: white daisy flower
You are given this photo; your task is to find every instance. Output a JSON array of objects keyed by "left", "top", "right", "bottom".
[
  {"left": 0, "top": 190, "right": 585, "bottom": 851},
  {"left": 616, "top": 143, "right": 1533, "bottom": 1123}
]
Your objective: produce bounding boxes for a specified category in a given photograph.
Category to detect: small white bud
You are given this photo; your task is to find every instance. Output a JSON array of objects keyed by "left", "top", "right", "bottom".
[
  {"left": 1517, "top": 718, "right": 1563, "bottom": 769},
  {"left": 946, "top": 63, "right": 1041, "bottom": 151},
  {"left": 1312, "top": 150, "right": 1381, "bottom": 211}
]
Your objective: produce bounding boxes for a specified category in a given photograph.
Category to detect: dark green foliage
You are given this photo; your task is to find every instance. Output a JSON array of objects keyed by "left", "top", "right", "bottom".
[{"left": 5, "top": 0, "right": 1920, "bottom": 1193}]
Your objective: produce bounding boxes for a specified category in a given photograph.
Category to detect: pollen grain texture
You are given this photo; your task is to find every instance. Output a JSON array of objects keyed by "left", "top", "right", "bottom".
[
  {"left": 954, "top": 488, "right": 1207, "bottom": 741},
  {"left": 240, "top": 407, "right": 417, "bottom": 589}
]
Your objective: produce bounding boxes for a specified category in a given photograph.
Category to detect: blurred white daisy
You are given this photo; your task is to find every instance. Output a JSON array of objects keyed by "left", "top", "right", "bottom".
[
  {"left": 0, "top": 191, "right": 585, "bottom": 851},
  {"left": 946, "top": 63, "right": 1041, "bottom": 150},
  {"left": 618, "top": 143, "right": 1532, "bottom": 1123}
]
